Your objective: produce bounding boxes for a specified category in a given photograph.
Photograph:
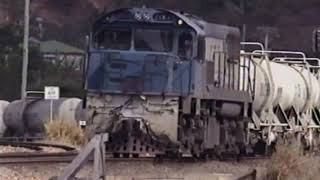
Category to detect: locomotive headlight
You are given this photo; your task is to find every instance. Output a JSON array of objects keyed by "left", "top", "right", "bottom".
[
  {"left": 105, "top": 95, "right": 112, "bottom": 102},
  {"left": 177, "top": 19, "right": 183, "bottom": 25},
  {"left": 140, "top": 95, "right": 147, "bottom": 101},
  {"left": 143, "top": 12, "right": 151, "bottom": 21},
  {"left": 135, "top": 12, "right": 142, "bottom": 21}
]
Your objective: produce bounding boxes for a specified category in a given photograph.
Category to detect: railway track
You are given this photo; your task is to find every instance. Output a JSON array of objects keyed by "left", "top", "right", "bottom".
[
  {"left": 0, "top": 138, "right": 269, "bottom": 164},
  {"left": 0, "top": 152, "right": 161, "bottom": 164},
  {"left": 0, "top": 153, "right": 259, "bottom": 180},
  {"left": 0, "top": 139, "right": 79, "bottom": 164},
  {"left": 0, "top": 151, "right": 268, "bottom": 164}
]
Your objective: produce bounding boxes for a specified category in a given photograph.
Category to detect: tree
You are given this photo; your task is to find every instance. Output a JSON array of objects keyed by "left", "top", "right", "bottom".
[
  {"left": 0, "top": 0, "right": 24, "bottom": 23},
  {"left": 0, "top": 24, "right": 83, "bottom": 100}
]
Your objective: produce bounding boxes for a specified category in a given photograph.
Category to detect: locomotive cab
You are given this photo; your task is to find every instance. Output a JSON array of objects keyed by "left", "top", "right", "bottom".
[{"left": 86, "top": 8, "right": 197, "bottom": 95}]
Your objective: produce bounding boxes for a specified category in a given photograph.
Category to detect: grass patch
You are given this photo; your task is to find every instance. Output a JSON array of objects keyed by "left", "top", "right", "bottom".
[
  {"left": 44, "top": 119, "right": 87, "bottom": 148},
  {"left": 264, "top": 139, "right": 320, "bottom": 180}
]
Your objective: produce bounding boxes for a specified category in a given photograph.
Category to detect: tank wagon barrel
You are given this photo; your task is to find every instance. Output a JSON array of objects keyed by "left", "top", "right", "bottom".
[
  {"left": 251, "top": 50, "right": 320, "bottom": 114},
  {"left": 0, "top": 100, "right": 10, "bottom": 137},
  {"left": 3, "top": 98, "right": 84, "bottom": 138}
]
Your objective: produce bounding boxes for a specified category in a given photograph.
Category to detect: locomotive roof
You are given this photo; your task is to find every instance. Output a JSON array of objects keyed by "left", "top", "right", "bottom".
[
  {"left": 168, "top": 10, "right": 240, "bottom": 39},
  {"left": 93, "top": 7, "right": 240, "bottom": 40}
]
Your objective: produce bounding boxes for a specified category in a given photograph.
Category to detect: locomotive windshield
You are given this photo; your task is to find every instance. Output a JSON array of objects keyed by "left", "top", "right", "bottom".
[
  {"left": 86, "top": 51, "right": 191, "bottom": 95},
  {"left": 134, "top": 29, "right": 173, "bottom": 52},
  {"left": 93, "top": 27, "right": 186, "bottom": 54},
  {"left": 94, "top": 29, "right": 131, "bottom": 50}
]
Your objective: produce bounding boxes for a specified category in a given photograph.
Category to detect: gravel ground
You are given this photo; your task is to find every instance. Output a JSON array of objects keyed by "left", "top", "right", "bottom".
[
  {"left": 0, "top": 159, "right": 268, "bottom": 180},
  {"left": 0, "top": 145, "right": 268, "bottom": 180},
  {"left": 0, "top": 146, "right": 34, "bottom": 153},
  {"left": 0, "top": 143, "right": 74, "bottom": 154}
]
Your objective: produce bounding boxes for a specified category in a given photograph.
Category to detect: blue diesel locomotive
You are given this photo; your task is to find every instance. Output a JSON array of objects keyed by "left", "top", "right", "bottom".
[{"left": 83, "top": 7, "right": 255, "bottom": 157}]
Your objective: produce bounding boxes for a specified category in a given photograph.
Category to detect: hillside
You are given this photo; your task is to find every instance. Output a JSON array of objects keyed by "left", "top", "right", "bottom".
[{"left": 1, "top": 0, "right": 320, "bottom": 55}]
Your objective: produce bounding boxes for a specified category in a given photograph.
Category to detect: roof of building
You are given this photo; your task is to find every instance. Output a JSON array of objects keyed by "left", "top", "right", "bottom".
[
  {"left": 40, "top": 40, "right": 84, "bottom": 54},
  {"left": 29, "top": 37, "right": 41, "bottom": 44}
]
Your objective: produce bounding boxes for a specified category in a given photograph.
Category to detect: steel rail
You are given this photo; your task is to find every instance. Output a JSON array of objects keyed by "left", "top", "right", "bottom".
[
  {"left": 0, "top": 140, "right": 76, "bottom": 151},
  {"left": 0, "top": 151, "right": 78, "bottom": 164},
  {"left": 0, "top": 137, "right": 44, "bottom": 141},
  {"left": 0, "top": 151, "right": 269, "bottom": 164},
  {"left": 236, "top": 169, "right": 257, "bottom": 180}
]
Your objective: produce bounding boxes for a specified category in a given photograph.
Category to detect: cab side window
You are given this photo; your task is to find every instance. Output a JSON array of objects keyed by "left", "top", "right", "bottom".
[{"left": 178, "top": 32, "right": 193, "bottom": 59}]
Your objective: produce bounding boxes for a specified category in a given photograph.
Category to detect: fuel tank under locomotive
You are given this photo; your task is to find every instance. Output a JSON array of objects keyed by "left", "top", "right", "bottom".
[{"left": 3, "top": 98, "right": 83, "bottom": 137}]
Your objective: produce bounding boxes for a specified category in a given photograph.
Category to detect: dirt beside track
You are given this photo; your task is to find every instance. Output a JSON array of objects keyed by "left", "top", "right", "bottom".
[
  {"left": 0, "top": 140, "right": 267, "bottom": 179},
  {"left": 0, "top": 141, "right": 269, "bottom": 180},
  {"left": 0, "top": 159, "right": 268, "bottom": 180}
]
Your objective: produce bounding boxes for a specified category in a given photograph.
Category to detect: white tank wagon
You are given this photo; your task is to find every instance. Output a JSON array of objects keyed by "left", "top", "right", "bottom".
[
  {"left": 3, "top": 98, "right": 84, "bottom": 137},
  {"left": 0, "top": 100, "right": 9, "bottom": 137},
  {"left": 241, "top": 44, "right": 320, "bottom": 148},
  {"left": 252, "top": 57, "right": 320, "bottom": 114}
]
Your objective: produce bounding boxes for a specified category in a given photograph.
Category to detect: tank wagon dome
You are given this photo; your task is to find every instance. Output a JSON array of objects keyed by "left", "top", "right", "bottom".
[{"left": 0, "top": 100, "right": 9, "bottom": 137}]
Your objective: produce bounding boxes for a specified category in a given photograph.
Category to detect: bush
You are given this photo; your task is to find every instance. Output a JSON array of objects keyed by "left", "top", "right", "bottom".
[
  {"left": 44, "top": 119, "right": 87, "bottom": 148},
  {"left": 264, "top": 139, "right": 319, "bottom": 180}
]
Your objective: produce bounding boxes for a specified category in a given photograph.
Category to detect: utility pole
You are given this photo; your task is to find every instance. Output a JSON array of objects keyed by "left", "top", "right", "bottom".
[
  {"left": 257, "top": 26, "right": 280, "bottom": 51},
  {"left": 21, "top": 0, "right": 30, "bottom": 99},
  {"left": 240, "top": 0, "right": 246, "bottom": 49},
  {"left": 264, "top": 32, "right": 269, "bottom": 50}
]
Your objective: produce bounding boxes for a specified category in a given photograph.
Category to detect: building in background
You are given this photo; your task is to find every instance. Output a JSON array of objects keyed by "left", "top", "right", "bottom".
[
  {"left": 0, "top": 4, "right": 10, "bottom": 25},
  {"left": 39, "top": 40, "right": 84, "bottom": 71}
]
